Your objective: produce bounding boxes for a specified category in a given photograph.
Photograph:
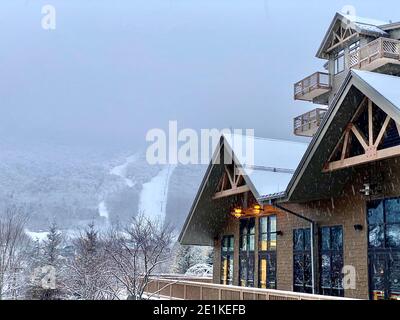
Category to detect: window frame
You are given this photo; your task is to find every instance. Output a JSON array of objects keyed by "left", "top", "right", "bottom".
[
  {"left": 220, "top": 235, "right": 234, "bottom": 285},
  {"left": 319, "top": 225, "right": 344, "bottom": 297},
  {"left": 293, "top": 228, "right": 312, "bottom": 293},
  {"left": 333, "top": 49, "right": 346, "bottom": 75},
  {"left": 239, "top": 218, "right": 255, "bottom": 287},
  {"left": 258, "top": 215, "right": 277, "bottom": 289}
]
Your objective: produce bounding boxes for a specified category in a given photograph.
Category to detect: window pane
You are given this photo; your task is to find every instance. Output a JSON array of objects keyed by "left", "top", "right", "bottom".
[
  {"left": 304, "top": 254, "right": 312, "bottom": 286},
  {"left": 259, "top": 233, "right": 268, "bottom": 251},
  {"left": 369, "top": 225, "right": 384, "bottom": 248},
  {"left": 331, "top": 254, "right": 343, "bottom": 289},
  {"left": 321, "top": 227, "right": 330, "bottom": 250},
  {"left": 267, "top": 255, "right": 276, "bottom": 289},
  {"left": 387, "top": 224, "right": 400, "bottom": 248},
  {"left": 249, "top": 235, "right": 255, "bottom": 251},
  {"left": 294, "top": 229, "right": 304, "bottom": 251},
  {"left": 368, "top": 200, "right": 384, "bottom": 224},
  {"left": 389, "top": 252, "right": 400, "bottom": 298},
  {"left": 269, "top": 233, "right": 277, "bottom": 251},
  {"left": 260, "top": 217, "right": 268, "bottom": 233},
  {"left": 331, "top": 227, "right": 343, "bottom": 250},
  {"left": 338, "top": 55, "right": 345, "bottom": 72},
  {"left": 386, "top": 199, "right": 400, "bottom": 223},
  {"left": 259, "top": 258, "right": 267, "bottom": 289},
  {"left": 321, "top": 254, "right": 331, "bottom": 288},
  {"left": 294, "top": 254, "right": 304, "bottom": 285},
  {"left": 304, "top": 229, "right": 311, "bottom": 250},
  {"left": 248, "top": 218, "right": 255, "bottom": 235},
  {"left": 270, "top": 216, "right": 277, "bottom": 233}
]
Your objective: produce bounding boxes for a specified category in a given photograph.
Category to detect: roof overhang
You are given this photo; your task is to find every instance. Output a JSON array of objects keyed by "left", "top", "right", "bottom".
[{"left": 316, "top": 13, "right": 388, "bottom": 59}]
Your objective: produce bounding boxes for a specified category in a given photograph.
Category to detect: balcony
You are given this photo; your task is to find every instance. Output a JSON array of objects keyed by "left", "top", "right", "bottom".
[
  {"left": 294, "top": 72, "right": 331, "bottom": 104},
  {"left": 294, "top": 108, "right": 327, "bottom": 137},
  {"left": 144, "top": 276, "right": 355, "bottom": 300},
  {"left": 349, "top": 37, "right": 400, "bottom": 71}
]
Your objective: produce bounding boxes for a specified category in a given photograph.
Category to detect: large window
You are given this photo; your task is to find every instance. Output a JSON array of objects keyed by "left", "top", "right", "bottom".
[
  {"left": 334, "top": 49, "right": 345, "bottom": 74},
  {"left": 220, "top": 235, "right": 234, "bottom": 285},
  {"left": 319, "top": 226, "right": 344, "bottom": 296},
  {"left": 368, "top": 198, "right": 400, "bottom": 300},
  {"left": 259, "top": 215, "right": 277, "bottom": 289},
  {"left": 293, "top": 228, "right": 312, "bottom": 293},
  {"left": 239, "top": 218, "right": 255, "bottom": 287}
]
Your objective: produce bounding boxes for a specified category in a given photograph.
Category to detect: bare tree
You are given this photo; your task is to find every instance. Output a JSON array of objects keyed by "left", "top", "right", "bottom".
[
  {"left": 64, "top": 223, "right": 117, "bottom": 300},
  {"left": 0, "top": 205, "right": 29, "bottom": 299},
  {"left": 105, "top": 214, "right": 174, "bottom": 300}
]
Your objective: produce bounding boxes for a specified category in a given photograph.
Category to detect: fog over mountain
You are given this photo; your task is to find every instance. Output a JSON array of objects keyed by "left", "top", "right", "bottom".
[{"left": 0, "top": 139, "right": 206, "bottom": 233}]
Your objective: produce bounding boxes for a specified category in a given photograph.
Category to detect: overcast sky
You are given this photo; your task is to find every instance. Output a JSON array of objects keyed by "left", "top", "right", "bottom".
[{"left": 0, "top": 0, "right": 398, "bottom": 151}]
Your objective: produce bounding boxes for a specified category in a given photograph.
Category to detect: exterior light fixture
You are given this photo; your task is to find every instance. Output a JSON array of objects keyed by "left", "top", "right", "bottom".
[
  {"left": 354, "top": 224, "right": 363, "bottom": 231},
  {"left": 253, "top": 204, "right": 262, "bottom": 215},
  {"left": 231, "top": 208, "right": 243, "bottom": 219},
  {"left": 276, "top": 231, "right": 283, "bottom": 236}
]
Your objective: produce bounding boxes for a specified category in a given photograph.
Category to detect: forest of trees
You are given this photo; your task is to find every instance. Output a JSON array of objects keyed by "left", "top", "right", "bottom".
[{"left": 0, "top": 204, "right": 213, "bottom": 300}]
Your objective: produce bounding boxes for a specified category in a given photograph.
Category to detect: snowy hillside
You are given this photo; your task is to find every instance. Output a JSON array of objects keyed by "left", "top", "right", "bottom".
[{"left": 0, "top": 141, "right": 206, "bottom": 232}]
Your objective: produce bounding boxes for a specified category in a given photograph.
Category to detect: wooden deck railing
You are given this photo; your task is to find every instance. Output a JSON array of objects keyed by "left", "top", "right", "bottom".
[
  {"left": 144, "top": 277, "right": 355, "bottom": 300},
  {"left": 348, "top": 37, "right": 400, "bottom": 69},
  {"left": 294, "top": 72, "right": 330, "bottom": 100},
  {"left": 294, "top": 108, "right": 327, "bottom": 137}
]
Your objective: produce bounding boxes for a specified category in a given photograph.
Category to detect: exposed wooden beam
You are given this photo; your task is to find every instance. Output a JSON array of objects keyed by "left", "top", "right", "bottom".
[
  {"left": 212, "top": 185, "right": 251, "bottom": 200},
  {"left": 323, "top": 145, "right": 400, "bottom": 172},
  {"left": 341, "top": 129, "right": 350, "bottom": 160},
  {"left": 374, "top": 116, "right": 391, "bottom": 148},
  {"left": 350, "top": 124, "right": 369, "bottom": 150},
  {"left": 327, "top": 33, "right": 358, "bottom": 53},
  {"left": 368, "top": 99, "right": 373, "bottom": 146}
]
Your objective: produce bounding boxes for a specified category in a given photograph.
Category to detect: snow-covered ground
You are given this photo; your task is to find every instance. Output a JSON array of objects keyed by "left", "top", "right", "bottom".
[
  {"left": 98, "top": 201, "right": 109, "bottom": 220},
  {"left": 109, "top": 153, "right": 138, "bottom": 187},
  {"left": 138, "top": 165, "right": 176, "bottom": 222},
  {"left": 25, "top": 229, "right": 49, "bottom": 242}
]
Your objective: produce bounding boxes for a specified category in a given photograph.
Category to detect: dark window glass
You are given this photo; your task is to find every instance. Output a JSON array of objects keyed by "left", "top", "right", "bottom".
[
  {"left": 293, "top": 228, "right": 312, "bottom": 293},
  {"left": 239, "top": 218, "right": 255, "bottom": 287},
  {"left": 368, "top": 198, "right": 400, "bottom": 300},
  {"left": 221, "top": 235, "right": 234, "bottom": 285},
  {"left": 386, "top": 224, "right": 400, "bottom": 248},
  {"left": 319, "top": 226, "right": 344, "bottom": 297},
  {"left": 386, "top": 199, "right": 400, "bottom": 223},
  {"left": 368, "top": 200, "right": 384, "bottom": 225}
]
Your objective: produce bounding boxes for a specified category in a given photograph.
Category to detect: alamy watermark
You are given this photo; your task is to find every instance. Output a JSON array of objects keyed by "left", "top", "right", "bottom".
[
  {"left": 146, "top": 121, "right": 255, "bottom": 168},
  {"left": 41, "top": 5, "right": 56, "bottom": 30}
]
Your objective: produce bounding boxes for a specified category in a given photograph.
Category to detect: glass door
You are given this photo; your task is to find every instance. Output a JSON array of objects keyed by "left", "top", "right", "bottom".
[{"left": 368, "top": 198, "right": 400, "bottom": 300}]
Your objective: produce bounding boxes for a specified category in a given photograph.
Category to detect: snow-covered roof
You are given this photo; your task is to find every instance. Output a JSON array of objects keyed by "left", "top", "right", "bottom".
[
  {"left": 343, "top": 14, "right": 389, "bottom": 27},
  {"left": 178, "top": 133, "right": 309, "bottom": 245},
  {"left": 223, "top": 134, "right": 308, "bottom": 200},
  {"left": 317, "top": 13, "right": 390, "bottom": 59},
  {"left": 352, "top": 70, "right": 400, "bottom": 112}
]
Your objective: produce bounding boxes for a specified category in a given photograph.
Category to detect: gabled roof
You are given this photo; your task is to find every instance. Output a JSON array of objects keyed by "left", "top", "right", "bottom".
[
  {"left": 224, "top": 134, "right": 308, "bottom": 200},
  {"left": 317, "top": 12, "right": 389, "bottom": 59},
  {"left": 283, "top": 70, "right": 400, "bottom": 202},
  {"left": 178, "top": 134, "right": 308, "bottom": 245}
]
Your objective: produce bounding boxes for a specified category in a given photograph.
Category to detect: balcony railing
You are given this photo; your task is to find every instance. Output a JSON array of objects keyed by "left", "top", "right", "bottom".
[
  {"left": 294, "top": 72, "right": 331, "bottom": 103},
  {"left": 348, "top": 37, "right": 400, "bottom": 70},
  {"left": 294, "top": 108, "right": 327, "bottom": 137},
  {"left": 144, "top": 277, "right": 355, "bottom": 300}
]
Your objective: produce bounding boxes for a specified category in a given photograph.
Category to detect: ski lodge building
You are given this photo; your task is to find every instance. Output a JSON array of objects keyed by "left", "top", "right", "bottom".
[{"left": 178, "top": 12, "right": 400, "bottom": 300}]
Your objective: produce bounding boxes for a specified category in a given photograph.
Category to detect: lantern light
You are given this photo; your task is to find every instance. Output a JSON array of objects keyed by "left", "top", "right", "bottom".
[{"left": 231, "top": 207, "right": 243, "bottom": 219}]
